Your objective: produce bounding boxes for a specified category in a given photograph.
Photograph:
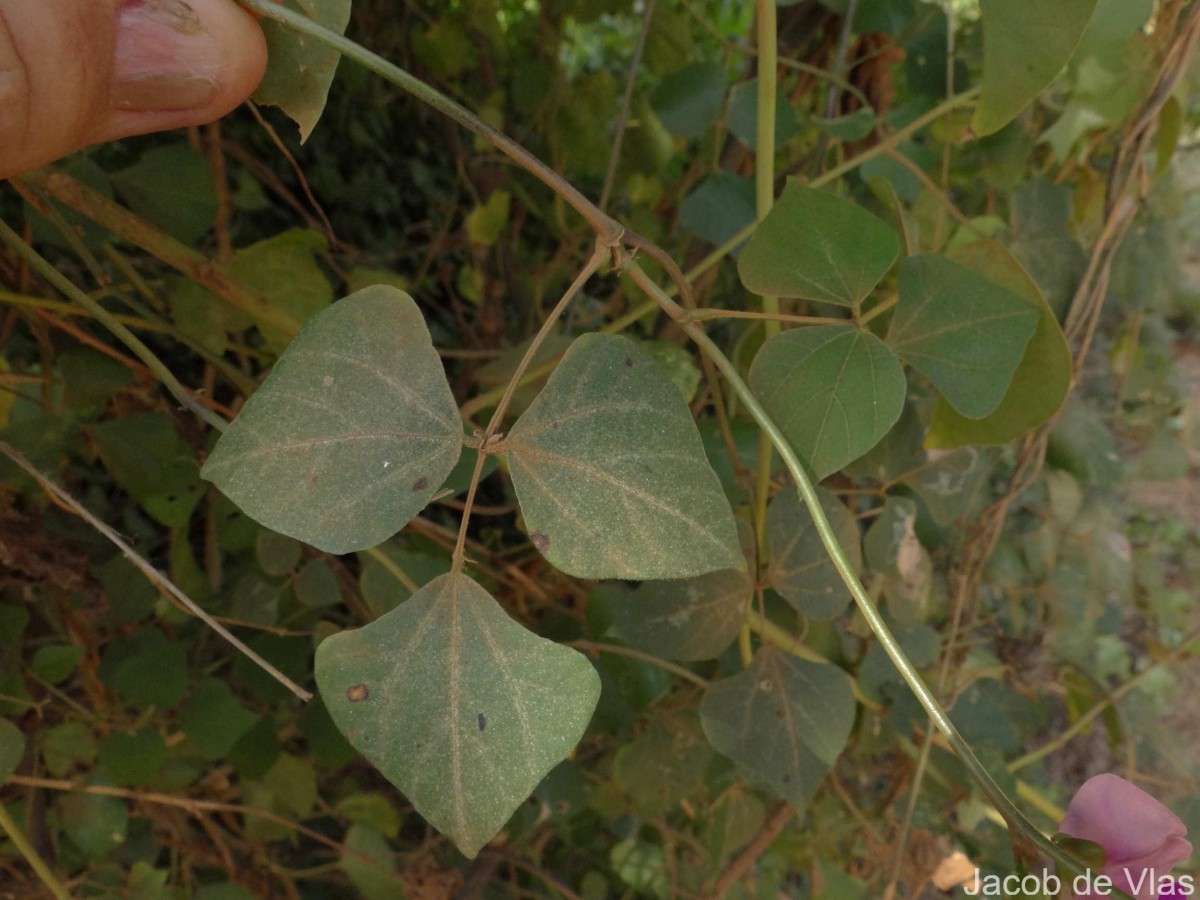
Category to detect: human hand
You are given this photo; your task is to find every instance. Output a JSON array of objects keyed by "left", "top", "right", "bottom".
[{"left": 0, "top": 0, "right": 267, "bottom": 179}]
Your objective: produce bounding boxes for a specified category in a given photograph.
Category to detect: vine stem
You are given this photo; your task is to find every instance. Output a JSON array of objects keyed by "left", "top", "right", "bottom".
[
  {"left": 451, "top": 244, "right": 609, "bottom": 569},
  {"left": 0, "top": 442, "right": 313, "bottom": 702},
  {"left": 752, "top": 0, "right": 780, "bottom": 564},
  {"left": 619, "top": 257, "right": 1092, "bottom": 880},
  {"left": 0, "top": 801, "right": 70, "bottom": 900}
]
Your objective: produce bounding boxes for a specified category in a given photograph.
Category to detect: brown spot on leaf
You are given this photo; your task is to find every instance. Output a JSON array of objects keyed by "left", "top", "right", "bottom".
[
  {"left": 411, "top": 476, "right": 429, "bottom": 492},
  {"left": 477, "top": 712, "right": 487, "bottom": 731},
  {"left": 624, "top": 357, "right": 634, "bottom": 368},
  {"left": 531, "top": 532, "right": 550, "bottom": 554},
  {"left": 781, "top": 773, "right": 791, "bottom": 784},
  {"left": 346, "top": 684, "right": 369, "bottom": 702},
  {"left": 307, "top": 474, "right": 318, "bottom": 486}
]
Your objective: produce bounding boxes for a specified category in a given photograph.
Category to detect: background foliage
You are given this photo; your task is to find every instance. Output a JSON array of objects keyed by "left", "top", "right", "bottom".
[{"left": 2, "top": 0, "right": 1200, "bottom": 897}]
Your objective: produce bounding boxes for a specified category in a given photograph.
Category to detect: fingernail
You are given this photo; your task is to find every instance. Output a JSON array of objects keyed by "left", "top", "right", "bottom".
[{"left": 112, "top": 0, "right": 220, "bottom": 112}]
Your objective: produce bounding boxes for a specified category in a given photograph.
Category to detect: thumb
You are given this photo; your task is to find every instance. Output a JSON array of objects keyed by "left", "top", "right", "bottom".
[{"left": 0, "top": 0, "right": 267, "bottom": 179}]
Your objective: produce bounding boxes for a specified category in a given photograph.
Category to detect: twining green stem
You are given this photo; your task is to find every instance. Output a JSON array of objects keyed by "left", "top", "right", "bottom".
[
  {"left": 0, "top": 220, "right": 228, "bottom": 431},
  {"left": 451, "top": 244, "right": 609, "bottom": 569},
  {"left": 753, "top": 0, "right": 780, "bottom": 563},
  {"left": 619, "top": 257, "right": 1088, "bottom": 877},
  {"left": 0, "top": 802, "right": 71, "bottom": 900}
]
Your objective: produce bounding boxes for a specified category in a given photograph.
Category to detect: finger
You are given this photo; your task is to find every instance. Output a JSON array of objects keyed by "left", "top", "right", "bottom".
[{"left": 0, "top": 0, "right": 267, "bottom": 179}]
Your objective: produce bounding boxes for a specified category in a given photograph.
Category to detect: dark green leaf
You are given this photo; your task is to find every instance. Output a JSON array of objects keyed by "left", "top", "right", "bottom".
[
  {"left": 505, "top": 334, "right": 742, "bottom": 580},
  {"left": 203, "top": 286, "right": 463, "bottom": 555},
  {"left": 41, "top": 721, "right": 95, "bottom": 777},
  {"left": 727, "top": 79, "right": 800, "bottom": 150},
  {"left": 611, "top": 568, "right": 751, "bottom": 661},
  {"left": 92, "top": 412, "right": 205, "bottom": 527},
  {"left": 679, "top": 173, "right": 756, "bottom": 253},
  {"left": 613, "top": 712, "right": 712, "bottom": 815},
  {"left": 30, "top": 644, "right": 83, "bottom": 684},
  {"left": 294, "top": 558, "right": 342, "bottom": 608},
  {"left": 111, "top": 631, "right": 188, "bottom": 710},
  {"left": 974, "top": 0, "right": 1100, "bottom": 135},
  {"left": 700, "top": 647, "right": 855, "bottom": 812},
  {"left": 110, "top": 144, "right": 217, "bottom": 244},
  {"left": 749, "top": 325, "right": 906, "bottom": 481},
  {"left": 97, "top": 729, "right": 166, "bottom": 787},
  {"left": 650, "top": 62, "right": 726, "bottom": 139},
  {"left": 738, "top": 181, "right": 899, "bottom": 306},
  {"left": 887, "top": 254, "right": 1040, "bottom": 419},
  {"left": 254, "top": 0, "right": 352, "bottom": 141},
  {"left": 767, "top": 487, "right": 862, "bottom": 619},
  {"left": 905, "top": 447, "right": 996, "bottom": 526},
  {"left": 178, "top": 679, "right": 258, "bottom": 759},
  {"left": 315, "top": 572, "right": 600, "bottom": 858},
  {"left": 927, "top": 240, "right": 1071, "bottom": 447},
  {"left": 0, "top": 719, "right": 24, "bottom": 780},
  {"left": 59, "top": 788, "right": 128, "bottom": 860}
]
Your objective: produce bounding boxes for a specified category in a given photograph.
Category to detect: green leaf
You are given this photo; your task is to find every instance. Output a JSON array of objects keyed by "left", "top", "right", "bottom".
[
  {"left": 641, "top": 340, "right": 701, "bottom": 403},
  {"left": 650, "top": 62, "right": 727, "bottom": 139},
  {"left": 178, "top": 679, "right": 258, "bottom": 759},
  {"left": 863, "top": 497, "right": 919, "bottom": 577},
  {"left": 973, "top": 0, "right": 1100, "bottom": 136},
  {"left": 611, "top": 568, "right": 751, "bottom": 661},
  {"left": 92, "top": 412, "right": 205, "bottom": 527},
  {"left": 749, "top": 325, "right": 906, "bottom": 481},
  {"left": 315, "top": 572, "right": 601, "bottom": 858},
  {"left": 227, "top": 229, "right": 333, "bottom": 353},
  {"left": 727, "top": 79, "right": 800, "bottom": 150},
  {"left": 111, "top": 631, "right": 188, "bottom": 711},
  {"left": 254, "top": 0, "right": 352, "bottom": 141},
  {"left": 358, "top": 541, "right": 452, "bottom": 616},
  {"left": 59, "top": 788, "right": 128, "bottom": 860},
  {"left": 700, "top": 647, "right": 855, "bottom": 812},
  {"left": 256, "top": 531, "right": 302, "bottom": 577},
  {"left": 294, "top": 558, "right": 343, "bottom": 608},
  {"left": 109, "top": 144, "right": 217, "bottom": 244},
  {"left": 30, "top": 644, "right": 83, "bottom": 684},
  {"left": 766, "top": 487, "right": 862, "bottom": 619},
  {"left": 202, "top": 286, "right": 462, "bottom": 555},
  {"left": 0, "top": 719, "right": 24, "bottom": 780},
  {"left": 97, "top": 729, "right": 166, "bottom": 787},
  {"left": 341, "top": 824, "right": 399, "bottom": 900},
  {"left": 41, "top": 721, "right": 95, "bottom": 777},
  {"left": 613, "top": 712, "right": 712, "bottom": 815},
  {"left": 737, "top": 181, "right": 899, "bottom": 306},
  {"left": 905, "top": 447, "right": 996, "bottom": 526},
  {"left": 505, "top": 333, "right": 742, "bottom": 580},
  {"left": 465, "top": 190, "right": 512, "bottom": 246},
  {"left": 886, "top": 254, "right": 1040, "bottom": 419},
  {"left": 679, "top": 172, "right": 756, "bottom": 254},
  {"left": 926, "top": 241, "right": 1071, "bottom": 447},
  {"left": 336, "top": 794, "right": 402, "bottom": 839}
]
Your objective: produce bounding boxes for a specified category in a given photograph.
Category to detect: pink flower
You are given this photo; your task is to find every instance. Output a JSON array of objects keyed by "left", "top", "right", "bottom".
[{"left": 1059, "top": 774, "right": 1192, "bottom": 900}]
